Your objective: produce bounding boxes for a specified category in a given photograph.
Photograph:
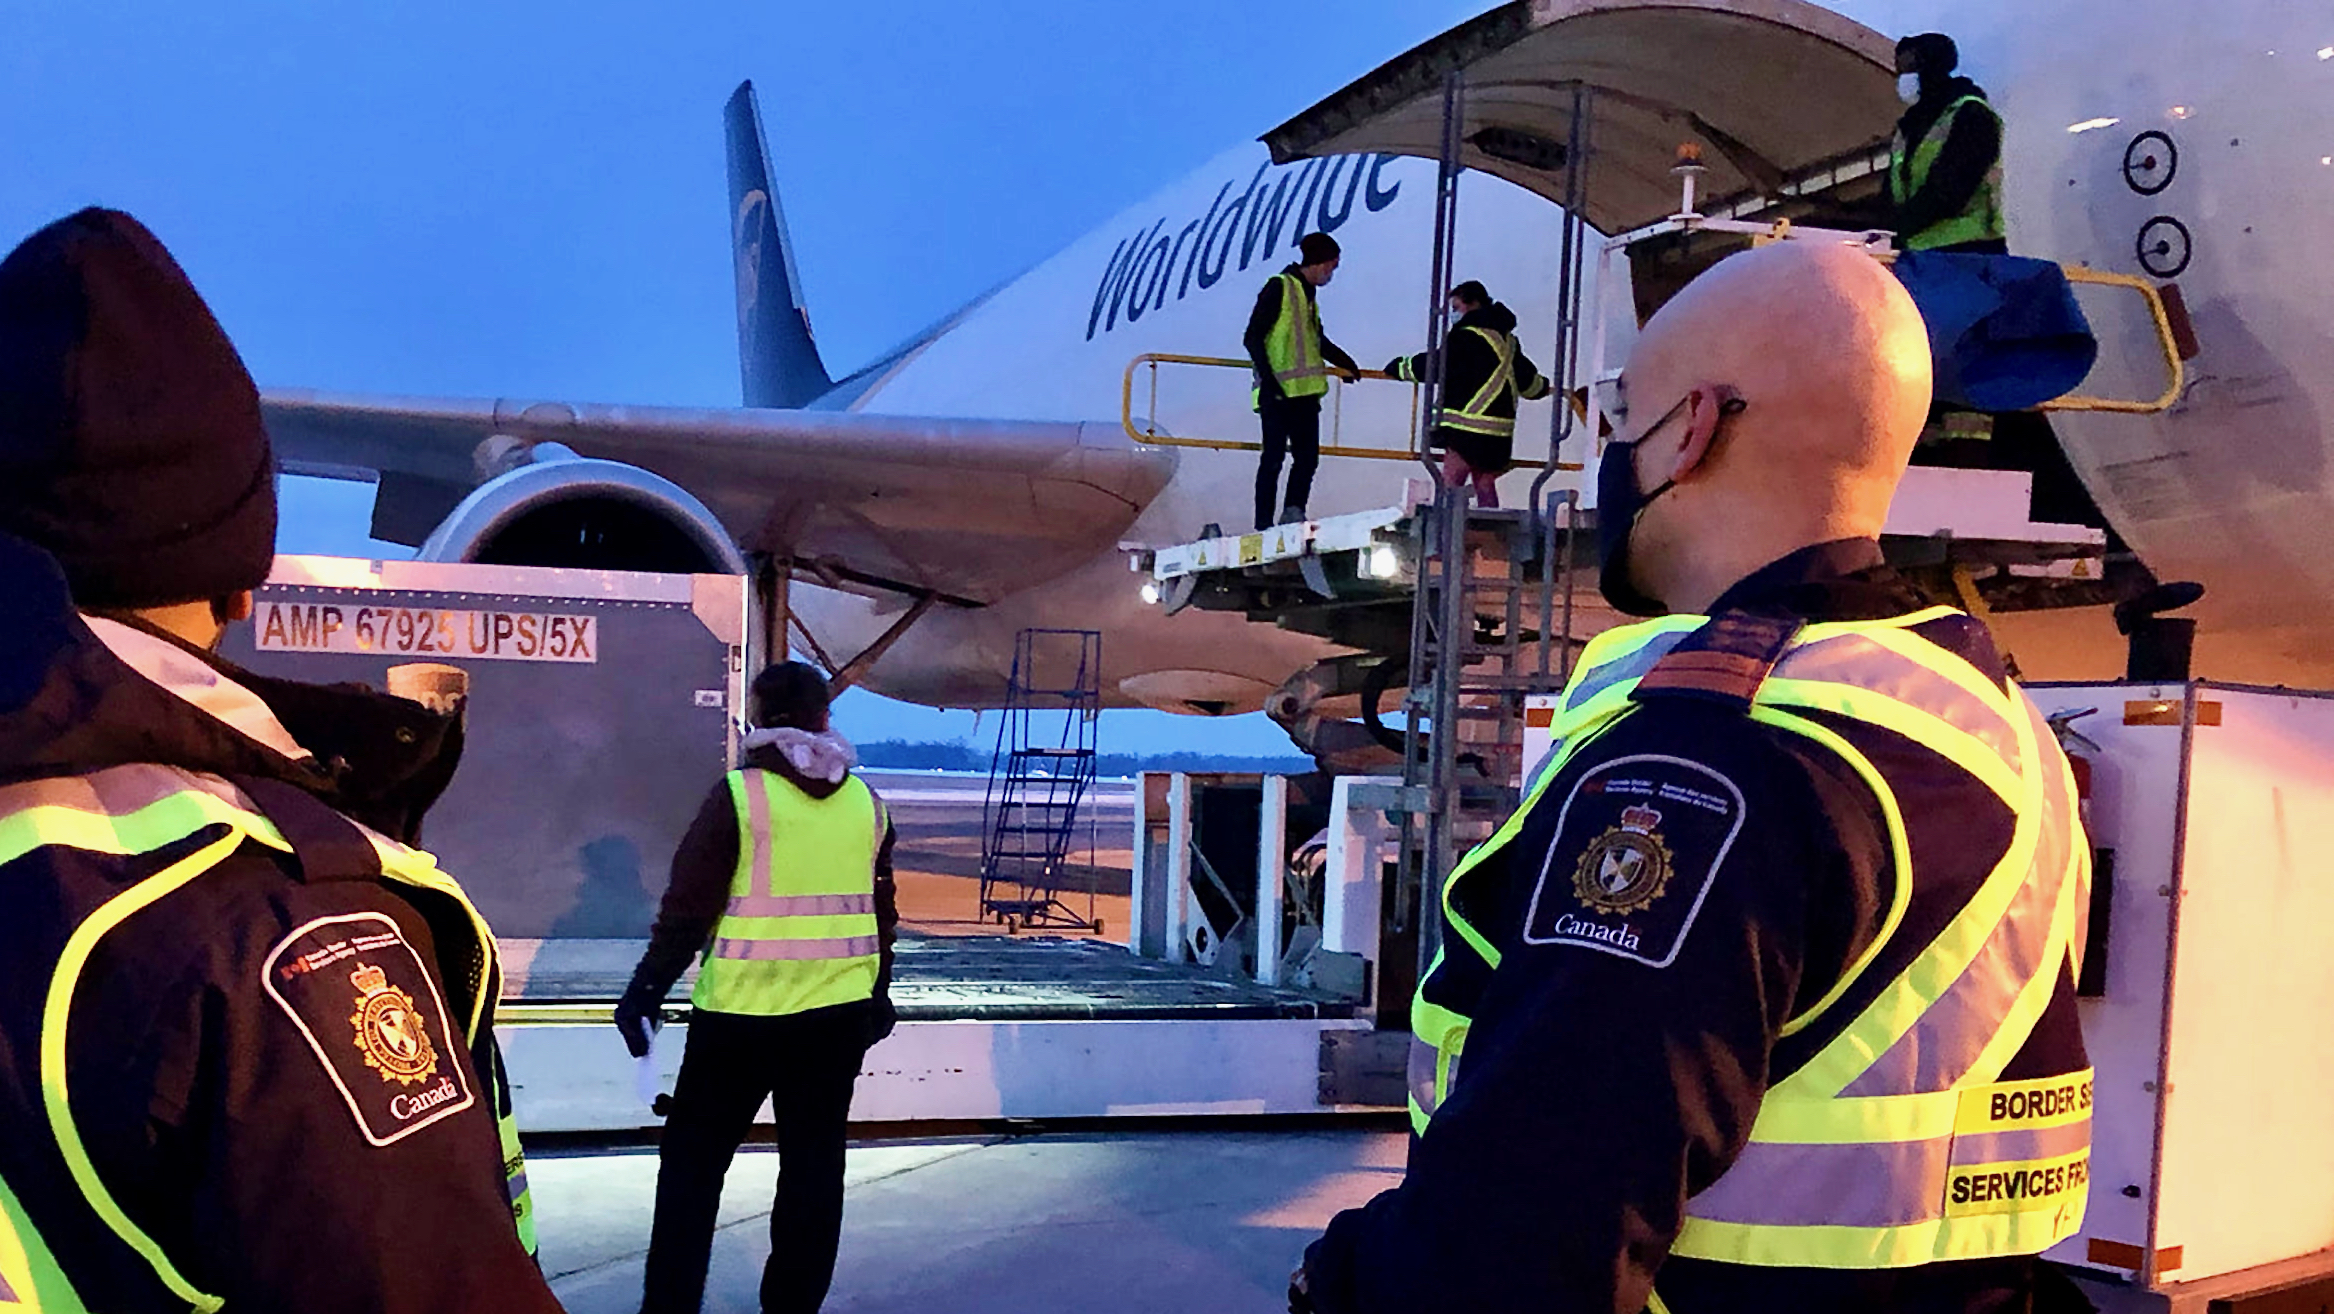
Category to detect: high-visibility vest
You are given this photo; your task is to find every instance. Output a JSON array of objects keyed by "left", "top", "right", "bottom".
[
  {"left": 1411, "top": 607, "right": 2092, "bottom": 1274},
  {"left": 1397, "top": 325, "right": 1551, "bottom": 440},
  {"left": 0, "top": 763, "right": 537, "bottom": 1313},
  {"left": 1892, "top": 96, "right": 2007, "bottom": 251},
  {"left": 690, "top": 769, "right": 885, "bottom": 1017},
  {"left": 1254, "top": 271, "right": 1328, "bottom": 407}
]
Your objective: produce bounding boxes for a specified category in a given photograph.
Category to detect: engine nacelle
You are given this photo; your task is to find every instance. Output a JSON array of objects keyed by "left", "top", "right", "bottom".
[{"left": 417, "top": 444, "right": 748, "bottom": 575}]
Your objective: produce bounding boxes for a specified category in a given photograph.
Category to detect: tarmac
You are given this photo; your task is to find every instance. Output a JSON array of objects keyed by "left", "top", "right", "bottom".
[{"left": 535, "top": 1126, "right": 1404, "bottom": 1313}]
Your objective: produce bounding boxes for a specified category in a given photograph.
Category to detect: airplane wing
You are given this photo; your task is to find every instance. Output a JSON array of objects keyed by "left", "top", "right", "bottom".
[{"left": 263, "top": 388, "right": 1177, "bottom": 607}]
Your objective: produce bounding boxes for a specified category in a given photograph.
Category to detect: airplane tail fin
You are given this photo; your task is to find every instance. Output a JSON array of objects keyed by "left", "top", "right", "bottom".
[{"left": 726, "top": 80, "right": 834, "bottom": 409}]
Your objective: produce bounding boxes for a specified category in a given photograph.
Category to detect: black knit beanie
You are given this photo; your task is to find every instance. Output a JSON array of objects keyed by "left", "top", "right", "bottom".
[{"left": 0, "top": 208, "right": 276, "bottom": 609}]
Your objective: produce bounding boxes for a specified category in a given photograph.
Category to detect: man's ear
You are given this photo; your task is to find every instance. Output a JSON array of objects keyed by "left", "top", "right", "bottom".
[
  {"left": 1663, "top": 384, "right": 1734, "bottom": 483},
  {"left": 210, "top": 590, "right": 255, "bottom": 626}
]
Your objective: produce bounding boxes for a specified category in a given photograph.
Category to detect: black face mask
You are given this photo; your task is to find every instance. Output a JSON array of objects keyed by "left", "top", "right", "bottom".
[
  {"left": 1594, "top": 391, "right": 1746, "bottom": 617},
  {"left": 1595, "top": 395, "right": 1690, "bottom": 617}
]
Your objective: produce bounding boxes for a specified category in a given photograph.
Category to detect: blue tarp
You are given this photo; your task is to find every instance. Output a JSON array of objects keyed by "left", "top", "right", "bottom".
[{"left": 1893, "top": 251, "right": 2098, "bottom": 412}]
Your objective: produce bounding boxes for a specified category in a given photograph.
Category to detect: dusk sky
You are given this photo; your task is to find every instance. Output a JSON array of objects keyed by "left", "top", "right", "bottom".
[{"left": 1, "top": 1, "right": 1494, "bottom": 752}]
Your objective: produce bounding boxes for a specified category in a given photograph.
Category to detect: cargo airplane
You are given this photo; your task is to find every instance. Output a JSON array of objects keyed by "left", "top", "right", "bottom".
[{"left": 263, "top": 0, "right": 2334, "bottom": 727}]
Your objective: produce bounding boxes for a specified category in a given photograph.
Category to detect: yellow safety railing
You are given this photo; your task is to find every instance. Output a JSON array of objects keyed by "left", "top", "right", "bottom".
[
  {"left": 1120, "top": 352, "right": 1580, "bottom": 470},
  {"left": 2040, "top": 266, "right": 2186, "bottom": 414}
]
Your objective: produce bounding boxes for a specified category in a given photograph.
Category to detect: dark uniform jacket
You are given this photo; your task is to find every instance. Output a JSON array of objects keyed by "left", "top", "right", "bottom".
[
  {"left": 1304, "top": 539, "right": 2094, "bottom": 1314},
  {"left": 0, "top": 532, "right": 561, "bottom": 1314},
  {"left": 625, "top": 739, "right": 902, "bottom": 1040},
  {"left": 1387, "top": 300, "right": 1552, "bottom": 472},
  {"left": 1244, "top": 264, "right": 1360, "bottom": 408}
]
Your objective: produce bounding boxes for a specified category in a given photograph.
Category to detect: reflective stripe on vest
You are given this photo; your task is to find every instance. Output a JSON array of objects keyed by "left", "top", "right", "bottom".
[
  {"left": 0, "top": 1166, "right": 86, "bottom": 1312},
  {"left": 0, "top": 764, "right": 528, "bottom": 1301},
  {"left": 1409, "top": 610, "right": 2092, "bottom": 1268},
  {"left": 1438, "top": 326, "right": 1520, "bottom": 438},
  {"left": 691, "top": 770, "right": 885, "bottom": 1016},
  {"left": 1891, "top": 96, "right": 2006, "bottom": 251},
  {"left": 1258, "top": 272, "right": 1328, "bottom": 402}
]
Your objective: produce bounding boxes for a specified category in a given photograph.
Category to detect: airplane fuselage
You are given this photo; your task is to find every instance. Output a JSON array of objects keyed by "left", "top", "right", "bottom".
[{"left": 805, "top": 0, "right": 2334, "bottom": 712}]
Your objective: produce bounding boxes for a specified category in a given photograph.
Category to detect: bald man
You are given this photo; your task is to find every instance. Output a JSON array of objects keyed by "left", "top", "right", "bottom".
[{"left": 1295, "top": 244, "right": 2094, "bottom": 1314}]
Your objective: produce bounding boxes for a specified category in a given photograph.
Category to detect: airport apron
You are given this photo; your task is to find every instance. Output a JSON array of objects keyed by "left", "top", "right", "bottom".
[
  {"left": 1255, "top": 271, "right": 1329, "bottom": 408},
  {"left": 1410, "top": 609, "right": 2093, "bottom": 1275},
  {"left": 1892, "top": 96, "right": 2007, "bottom": 252},
  {"left": 690, "top": 770, "right": 884, "bottom": 1018},
  {"left": 0, "top": 764, "right": 536, "bottom": 1314}
]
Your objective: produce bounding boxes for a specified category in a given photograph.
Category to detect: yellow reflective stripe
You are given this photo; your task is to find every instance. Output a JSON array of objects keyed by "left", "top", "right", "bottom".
[
  {"left": 0, "top": 788, "right": 288, "bottom": 869},
  {"left": 1855, "top": 623, "right": 2021, "bottom": 723},
  {"left": 0, "top": 1167, "right": 85, "bottom": 1313},
  {"left": 705, "top": 913, "right": 880, "bottom": 940},
  {"left": 41, "top": 830, "right": 238, "bottom": 1314},
  {"left": 1953, "top": 777, "right": 2087, "bottom": 1089},
  {"left": 1647, "top": 1291, "right": 1674, "bottom": 1314},
  {"left": 358, "top": 828, "right": 498, "bottom": 1041},
  {"left": 1743, "top": 1068, "right": 2095, "bottom": 1148},
  {"left": 1449, "top": 327, "right": 1514, "bottom": 419},
  {"left": 1406, "top": 1095, "right": 1431, "bottom": 1137},
  {"left": 1672, "top": 1200, "right": 2082, "bottom": 1269},
  {"left": 1747, "top": 707, "right": 1915, "bottom": 1046},
  {"left": 1745, "top": 1089, "right": 1959, "bottom": 1144},
  {"left": 1757, "top": 679, "right": 2024, "bottom": 806},
  {"left": 1780, "top": 703, "right": 2043, "bottom": 1098}
]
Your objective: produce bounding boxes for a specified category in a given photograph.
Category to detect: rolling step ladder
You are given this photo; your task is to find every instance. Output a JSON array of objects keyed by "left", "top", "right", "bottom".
[{"left": 978, "top": 628, "right": 1106, "bottom": 932}]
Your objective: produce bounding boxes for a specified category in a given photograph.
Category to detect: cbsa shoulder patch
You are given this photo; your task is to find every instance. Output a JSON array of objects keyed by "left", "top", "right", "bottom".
[
  {"left": 262, "top": 912, "right": 476, "bottom": 1146},
  {"left": 1520, "top": 754, "right": 1747, "bottom": 968}
]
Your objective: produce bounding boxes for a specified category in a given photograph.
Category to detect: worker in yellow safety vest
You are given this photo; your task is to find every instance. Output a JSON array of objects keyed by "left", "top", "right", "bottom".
[
  {"left": 0, "top": 209, "right": 558, "bottom": 1313},
  {"left": 617, "top": 660, "right": 899, "bottom": 1314},
  {"left": 1891, "top": 33, "right": 2008, "bottom": 254},
  {"left": 1293, "top": 242, "right": 2097, "bottom": 1313},
  {"left": 1384, "top": 279, "right": 1554, "bottom": 508},
  {"left": 1245, "top": 230, "right": 1362, "bottom": 530}
]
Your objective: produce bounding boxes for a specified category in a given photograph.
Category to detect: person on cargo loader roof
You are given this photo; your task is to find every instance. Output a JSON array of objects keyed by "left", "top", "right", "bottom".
[
  {"left": 1246, "top": 230, "right": 1362, "bottom": 530},
  {"left": 616, "top": 659, "right": 900, "bottom": 1314},
  {"left": 1291, "top": 242, "right": 2097, "bottom": 1314},
  {"left": 0, "top": 209, "right": 559, "bottom": 1314},
  {"left": 1384, "top": 279, "right": 1553, "bottom": 508},
  {"left": 1892, "top": 32, "right": 2009, "bottom": 255}
]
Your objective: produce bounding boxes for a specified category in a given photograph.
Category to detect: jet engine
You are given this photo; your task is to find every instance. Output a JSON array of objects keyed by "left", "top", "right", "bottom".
[{"left": 416, "top": 442, "right": 747, "bottom": 575}]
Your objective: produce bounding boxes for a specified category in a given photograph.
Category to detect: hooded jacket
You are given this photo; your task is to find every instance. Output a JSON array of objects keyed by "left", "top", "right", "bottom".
[
  {"left": 0, "top": 531, "right": 561, "bottom": 1313},
  {"left": 625, "top": 727, "right": 900, "bottom": 1035},
  {"left": 1388, "top": 301, "right": 1552, "bottom": 466}
]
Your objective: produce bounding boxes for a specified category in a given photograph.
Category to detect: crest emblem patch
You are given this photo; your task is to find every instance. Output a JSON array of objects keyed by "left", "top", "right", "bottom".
[
  {"left": 265, "top": 912, "right": 476, "bottom": 1145},
  {"left": 348, "top": 961, "right": 439, "bottom": 1086},
  {"left": 1571, "top": 804, "right": 1674, "bottom": 915},
  {"left": 1523, "top": 754, "right": 1747, "bottom": 968}
]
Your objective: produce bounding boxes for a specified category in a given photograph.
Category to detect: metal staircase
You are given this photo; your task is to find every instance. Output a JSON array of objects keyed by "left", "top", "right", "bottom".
[
  {"left": 1392, "top": 495, "right": 1577, "bottom": 1006},
  {"left": 978, "top": 628, "right": 1105, "bottom": 932}
]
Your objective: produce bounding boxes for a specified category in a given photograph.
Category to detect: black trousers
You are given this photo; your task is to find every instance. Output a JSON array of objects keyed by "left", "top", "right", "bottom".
[
  {"left": 640, "top": 1004, "right": 870, "bottom": 1314},
  {"left": 1255, "top": 395, "right": 1322, "bottom": 529}
]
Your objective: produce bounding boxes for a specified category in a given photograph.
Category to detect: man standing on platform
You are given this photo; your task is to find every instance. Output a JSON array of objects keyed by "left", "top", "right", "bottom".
[{"left": 1246, "top": 231, "right": 1362, "bottom": 529}]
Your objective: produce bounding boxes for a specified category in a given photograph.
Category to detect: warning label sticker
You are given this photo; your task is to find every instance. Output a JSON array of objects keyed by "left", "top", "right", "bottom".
[{"left": 255, "top": 601, "right": 598, "bottom": 663}]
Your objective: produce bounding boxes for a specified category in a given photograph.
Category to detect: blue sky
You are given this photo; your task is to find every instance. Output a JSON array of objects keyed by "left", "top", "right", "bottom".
[{"left": 1, "top": 0, "right": 1491, "bottom": 752}]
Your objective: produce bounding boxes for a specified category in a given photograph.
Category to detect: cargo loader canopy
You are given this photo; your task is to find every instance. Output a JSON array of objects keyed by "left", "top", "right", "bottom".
[{"left": 1262, "top": 0, "right": 1900, "bottom": 235}]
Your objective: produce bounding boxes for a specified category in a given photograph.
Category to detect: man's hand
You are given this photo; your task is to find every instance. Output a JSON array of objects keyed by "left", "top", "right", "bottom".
[
  {"left": 1331, "top": 367, "right": 1361, "bottom": 383},
  {"left": 1288, "top": 1260, "right": 1315, "bottom": 1313},
  {"left": 612, "top": 987, "right": 662, "bottom": 1059}
]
